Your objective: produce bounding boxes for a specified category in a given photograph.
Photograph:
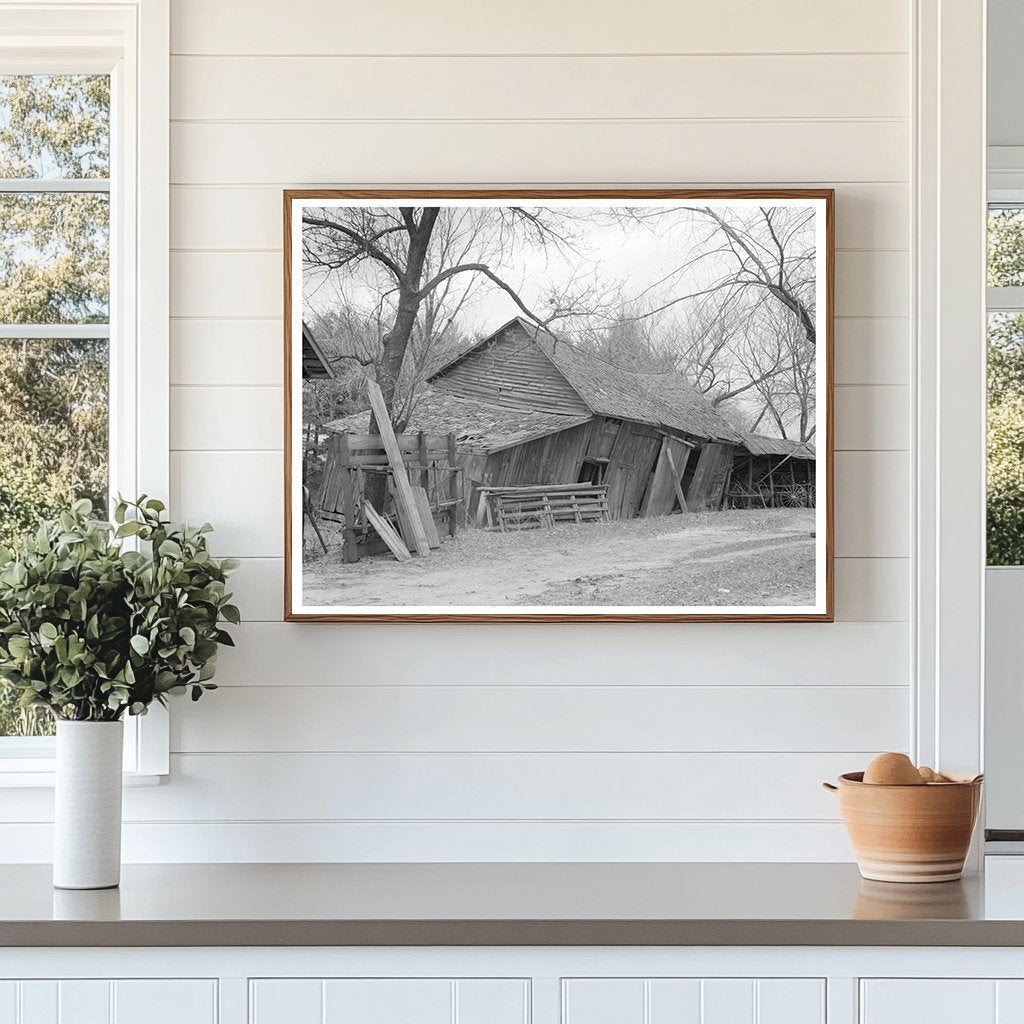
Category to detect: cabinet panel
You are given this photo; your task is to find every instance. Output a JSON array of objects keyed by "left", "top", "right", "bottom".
[
  {"left": 647, "top": 980, "right": 702, "bottom": 1022},
  {"left": 702, "top": 979, "right": 754, "bottom": 1024},
  {"left": 18, "top": 983, "right": 56, "bottom": 1024},
  {"left": 861, "top": 981, "right": 997, "bottom": 1023},
  {"left": 113, "top": 981, "right": 217, "bottom": 1024},
  {"left": 251, "top": 979, "right": 528, "bottom": 1024},
  {"left": 563, "top": 978, "right": 824, "bottom": 1024},
  {"left": 58, "top": 982, "right": 109, "bottom": 1024},
  {"left": 563, "top": 980, "right": 645, "bottom": 1024},
  {"left": 757, "top": 980, "right": 826, "bottom": 1024},
  {"left": 0, "top": 983, "right": 16, "bottom": 1024},
  {"left": 323, "top": 980, "right": 451, "bottom": 1024},
  {"left": 250, "top": 980, "right": 322, "bottom": 1024},
  {"left": 0, "top": 981, "right": 216, "bottom": 1024},
  {"left": 456, "top": 980, "right": 529, "bottom": 1024}
]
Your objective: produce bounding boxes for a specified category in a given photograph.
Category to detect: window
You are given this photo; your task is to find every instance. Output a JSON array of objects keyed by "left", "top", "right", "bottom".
[
  {"left": 0, "top": 3, "right": 169, "bottom": 778},
  {"left": 987, "top": 205, "right": 1024, "bottom": 565},
  {"left": 0, "top": 74, "right": 111, "bottom": 738}
]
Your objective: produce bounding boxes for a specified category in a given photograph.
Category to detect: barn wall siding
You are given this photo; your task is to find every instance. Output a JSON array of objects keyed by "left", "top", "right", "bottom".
[{"left": 0, "top": 1, "right": 914, "bottom": 862}]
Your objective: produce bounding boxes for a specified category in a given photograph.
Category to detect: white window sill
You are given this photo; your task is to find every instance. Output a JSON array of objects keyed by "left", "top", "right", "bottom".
[{"left": 0, "top": 765, "right": 165, "bottom": 788}]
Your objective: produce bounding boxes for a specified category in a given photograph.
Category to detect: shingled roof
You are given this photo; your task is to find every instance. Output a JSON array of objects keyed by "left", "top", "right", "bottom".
[
  {"left": 324, "top": 387, "right": 593, "bottom": 455},
  {"left": 430, "top": 317, "right": 743, "bottom": 445},
  {"left": 741, "top": 432, "right": 816, "bottom": 459}
]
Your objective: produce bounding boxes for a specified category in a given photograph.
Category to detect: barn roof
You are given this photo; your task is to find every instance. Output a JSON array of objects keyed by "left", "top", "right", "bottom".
[
  {"left": 429, "top": 317, "right": 742, "bottom": 444},
  {"left": 741, "top": 432, "right": 816, "bottom": 459},
  {"left": 302, "top": 322, "right": 338, "bottom": 380},
  {"left": 324, "top": 386, "right": 593, "bottom": 456}
]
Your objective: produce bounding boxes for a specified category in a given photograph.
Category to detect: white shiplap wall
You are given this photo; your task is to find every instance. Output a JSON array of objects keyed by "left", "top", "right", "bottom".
[{"left": 2, "top": 0, "right": 914, "bottom": 862}]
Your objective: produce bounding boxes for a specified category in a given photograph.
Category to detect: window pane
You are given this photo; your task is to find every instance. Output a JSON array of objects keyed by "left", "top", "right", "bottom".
[
  {"left": 0, "top": 74, "right": 109, "bottom": 179},
  {"left": 988, "top": 312, "right": 1024, "bottom": 564},
  {"left": 989, "top": 206, "right": 1024, "bottom": 288},
  {"left": 0, "top": 192, "right": 109, "bottom": 323},
  {"left": 0, "top": 338, "right": 107, "bottom": 738}
]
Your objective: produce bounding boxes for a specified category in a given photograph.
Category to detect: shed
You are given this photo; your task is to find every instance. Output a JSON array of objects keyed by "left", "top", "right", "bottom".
[
  {"left": 301, "top": 321, "right": 337, "bottom": 380},
  {"left": 321, "top": 317, "right": 747, "bottom": 520},
  {"left": 424, "top": 317, "right": 742, "bottom": 517},
  {"left": 728, "top": 432, "right": 817, "bottom": 508}
]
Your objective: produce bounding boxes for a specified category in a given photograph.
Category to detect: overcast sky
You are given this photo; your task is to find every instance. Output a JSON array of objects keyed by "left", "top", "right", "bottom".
[{"left": 302, "top": 201, "right": 819, "bottom": 346}]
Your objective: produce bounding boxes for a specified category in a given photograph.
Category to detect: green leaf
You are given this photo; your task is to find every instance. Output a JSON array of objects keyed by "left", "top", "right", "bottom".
[
  {"left": 129, "top": 634, "right": 150, "bottom": 656},
  {"left": 39, "top": 622, "right": 58, "bottom": 641},
  {"left": 158, "top": 539, "right": 183, "bottom": 559},
  {"left": 220, "top": 604, "right": 241, "bottom": 625}
]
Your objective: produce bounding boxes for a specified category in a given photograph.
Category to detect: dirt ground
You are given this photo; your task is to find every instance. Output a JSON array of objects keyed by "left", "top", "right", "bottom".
[{"left": 302, "top": 508, "right": 817, "bottom": 609}]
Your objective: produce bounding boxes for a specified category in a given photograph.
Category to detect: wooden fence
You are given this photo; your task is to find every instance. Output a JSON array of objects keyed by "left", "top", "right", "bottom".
[{"left": 313, "top": 431, "right": 462, "bottom": 562}]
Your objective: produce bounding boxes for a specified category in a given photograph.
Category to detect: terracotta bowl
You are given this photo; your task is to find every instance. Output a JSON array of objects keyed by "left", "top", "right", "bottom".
[{"left": 823, "top": 772, "right": 983, "bottom": 883}]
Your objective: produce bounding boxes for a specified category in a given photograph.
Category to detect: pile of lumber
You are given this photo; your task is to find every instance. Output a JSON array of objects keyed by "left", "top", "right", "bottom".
[
  {"left": 362, "top": 382, "right": 440, "bottom": 562},
  {"left": 478, "top": 483, "right": 610, "bottom": 532}
]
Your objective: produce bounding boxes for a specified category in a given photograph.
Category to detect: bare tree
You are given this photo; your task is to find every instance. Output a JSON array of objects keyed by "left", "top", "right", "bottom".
[{"left": 302, "top": 206, "right": 576, "bottom": 431}]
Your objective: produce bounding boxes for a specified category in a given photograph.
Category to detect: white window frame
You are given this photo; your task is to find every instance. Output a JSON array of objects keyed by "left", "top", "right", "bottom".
[
  {"left": 0, "top": 0, "right": 169, "bottom": 784},
  {"left": 983, "top": 184, "right": 1024, "bottom": 840},
  {"left": 914, "top": 0, "right": 986, "bottom": 821}
]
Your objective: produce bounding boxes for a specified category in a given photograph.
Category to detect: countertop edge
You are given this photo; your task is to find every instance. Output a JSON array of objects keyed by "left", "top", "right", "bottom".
[{"left": 2, "top": 919, "right": 1023, "bottom": 948}]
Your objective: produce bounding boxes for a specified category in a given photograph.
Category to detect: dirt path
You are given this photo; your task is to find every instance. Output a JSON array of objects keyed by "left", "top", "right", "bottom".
[{"left": 302, "top": 508, "right": 817, "bottom": 609}]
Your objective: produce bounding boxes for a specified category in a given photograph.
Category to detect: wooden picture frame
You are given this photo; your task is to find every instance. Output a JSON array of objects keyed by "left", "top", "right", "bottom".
[{"left": 284, "top": 189, "right": 834, "bottom": 622}]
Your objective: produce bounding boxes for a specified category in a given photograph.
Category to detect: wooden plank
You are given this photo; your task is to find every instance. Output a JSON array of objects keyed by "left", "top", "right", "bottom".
[
  {"left": 665, "top": 447, "right": 689, "bottom": 514},
  {"left": 413, "top": 486, "right": 442, "bottom": 549},
  {"left": 643, "top": 437, "right": 692, "bottom": 516},
  {"left": 686, "top": 442, "right": 734, "bottom": 512},
  {"left": 365, "top": 380, "right": 431, "bottom": 557},
  {"left": 363, "top": 500, "right": 412, "bottom": 562},
  {"left": 338, "top": 434, "right": 359, "bottom": 564}
]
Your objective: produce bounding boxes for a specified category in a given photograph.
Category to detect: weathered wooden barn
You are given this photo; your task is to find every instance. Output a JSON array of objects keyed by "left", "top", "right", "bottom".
[
  {"left": 727, "top": 432, "right": 816, "bottom": 508},
  {"left": 325, "top": 317, "right": 745, "bottom": 519}
]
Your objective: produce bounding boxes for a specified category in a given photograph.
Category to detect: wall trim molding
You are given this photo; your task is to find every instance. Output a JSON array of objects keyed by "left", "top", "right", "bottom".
[{"left": 913, "top": 0, "right": 987, "bottom": 777}]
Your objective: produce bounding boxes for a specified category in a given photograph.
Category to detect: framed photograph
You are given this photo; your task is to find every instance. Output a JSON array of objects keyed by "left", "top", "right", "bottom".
[{"left": 284, "top": 189, "right": 833, "bottom": 622}]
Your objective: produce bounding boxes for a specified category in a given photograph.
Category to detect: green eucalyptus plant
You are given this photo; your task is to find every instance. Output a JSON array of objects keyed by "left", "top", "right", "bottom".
[{"left": 0, "top": 496, "right": 239, "bottom": 722}]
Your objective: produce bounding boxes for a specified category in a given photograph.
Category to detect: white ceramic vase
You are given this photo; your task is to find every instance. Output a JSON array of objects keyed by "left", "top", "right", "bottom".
[{"left": 53, "top": 720, "right": 124, "bottom": 890}]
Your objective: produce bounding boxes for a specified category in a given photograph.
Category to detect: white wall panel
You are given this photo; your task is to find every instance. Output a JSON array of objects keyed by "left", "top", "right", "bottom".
[
  {"left": 170, "top": 183, "right": 909, "bottom": 252},
  {"left": 123, "top": 751, "right": 859, "bottom": 821},
  {"left": 171, "top": 684, "right": 909, "bottom": 753},
  {"left": 171, "top": 386, "right": 281, "bottom": 451},
  {"left": 170, "top": 319, "right": 282, "bottom": 386},
  {"left": 833, "top": 558, "right": 909, "bottom": 622},
  {"left": 170, "top": 121, "right": 909, "bottom": 186},
  {"left": 172, "top": 54, "right": 908, "bottom": 122},
  {"left": 834, "top": 319, "right": 910, "bottom": 386},
  {"left": 170, "top": 451, "right": 282, "bottom": 557},
  {"left": 1, "top": 818, "right": 854, "bottom": 862},
  {"left": 170, "top": 0, "right": 910, "bottom": 56},
  {"left": 834, "top": 452, "right": 911, "bottom": 558},
  {"left": 834, "top": 386, "right": 910, "bottom": 451},
  {"left": 210, "top": 621, "right": 910, "bottom": 687}
]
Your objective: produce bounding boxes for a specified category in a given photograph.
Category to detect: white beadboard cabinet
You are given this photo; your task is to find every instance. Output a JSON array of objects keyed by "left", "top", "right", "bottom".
[
  {"left": 0, "top": 979, "right": 218, "bottom": 1024},
  {"left": 5, "top": 950, "right": 1024, "bottom": 1024}
]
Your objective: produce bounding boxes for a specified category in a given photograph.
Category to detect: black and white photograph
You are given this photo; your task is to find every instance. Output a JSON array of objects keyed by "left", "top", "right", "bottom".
[{"left": 285, "top": 191, "right": 833, "bottom": 621}]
